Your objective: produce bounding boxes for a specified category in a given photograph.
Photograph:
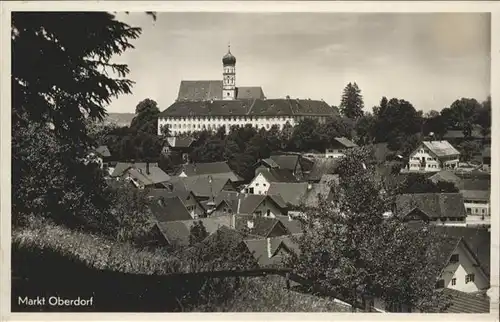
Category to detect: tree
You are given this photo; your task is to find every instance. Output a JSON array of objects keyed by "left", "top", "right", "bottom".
[
  {"left": 131, "top": 98, "right": 161, "bottom": 135},
  {"left": 108, "top": 182, "right": 155, "bottom": 244},
  {"left": 475, "top": 96, "right": 491, "bottom": 141},
  {"left": 339, "top": 82, "right": 364, "bottom": 120},
  {"left": 375, "top": 98, "right": 422, "bottom": 150},
  {"left": 287, "top": 148, "right": 451, "bottom": 312},
  {"left": 12, "top": 12, "right": 141, "bottom": 147},
  {"left": 458, "top": 140, "right": 481, "bottom": 162},
  {"left": 423, "top": 114, "right": 447, "bottom": 139},
  {"left": 289, "top": 118, "right": 322, "bottom": 151},
  {"left": 160, "top": 124, "right": 171, "bottom": 137},
  {"left": 190, "top": 138, "right": 226, "bottom": 163},
  {"left": 12, "top": 12, "right": 146, "bottom": 230},
  {"left": 189, "top": 221, "right": 209, "bottom": 246},
  {"left": 446, "top": 98, "right": 481, "bottom": 130},
  {"left": 354, "top": 113, "right": 377, "bottom": 145},
  {"left": 12, "top": 122, "right": 111, "bottom": 228}
]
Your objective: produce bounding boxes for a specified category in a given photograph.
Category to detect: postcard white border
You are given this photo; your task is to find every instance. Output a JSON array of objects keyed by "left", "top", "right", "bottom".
[{"left": 1, "top": 1, "right": 499, "bottom": 322}]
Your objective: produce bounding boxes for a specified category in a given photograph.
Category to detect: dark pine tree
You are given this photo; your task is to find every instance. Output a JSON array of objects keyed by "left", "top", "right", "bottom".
[{"left": 339, "top": 82, "right": 364, "bottom": 120}]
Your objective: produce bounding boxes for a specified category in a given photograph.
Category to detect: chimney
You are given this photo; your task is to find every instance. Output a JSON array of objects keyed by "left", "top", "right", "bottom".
[
  {"left": 237, "top": 198, "right": 242, "bottom": 214},
  {"left": 247, "top": 220, "right": 254, "bottom": 229},
  {"left": 231, "top": 214, "right": 236, "bottom": 228},
  {"left": 267, "top": 238, "right": 272, "bottom": 258},
  {"left": 146, "top": 162, "right": 150, "bottom": 175}
]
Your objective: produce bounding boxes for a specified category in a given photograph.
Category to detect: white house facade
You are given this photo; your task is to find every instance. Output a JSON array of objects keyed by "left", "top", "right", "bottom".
[
  {"left": 369, "top": 238, "right": 489, "bottom": 313},
  {"left": 243, "top": 172, "right": 271, "bottom": 195},
  {"left": 438, "top": 241, "right": 489, "bottom": 293},
  {"left": 408, "top": 141, "right": 460, "bottom": 173}
]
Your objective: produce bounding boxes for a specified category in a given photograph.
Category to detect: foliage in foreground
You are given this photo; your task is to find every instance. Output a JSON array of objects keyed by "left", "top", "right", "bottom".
[
  {"left": 12, "top": 217, "right": 182, "bottom": 275},
  {"left": 195, "top": 275, "right": 352, "bottom": 312},
  {"left": 287, "top": 147, "right": 452, "bottom": 312}
]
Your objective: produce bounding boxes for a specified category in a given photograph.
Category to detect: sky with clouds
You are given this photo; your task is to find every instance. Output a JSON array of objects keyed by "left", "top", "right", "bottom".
[{"left": 107, "top": 12, "right": 490, "bottom": 114}]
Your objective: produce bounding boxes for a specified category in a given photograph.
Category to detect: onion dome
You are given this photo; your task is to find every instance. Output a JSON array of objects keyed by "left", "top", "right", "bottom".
[{"left": 222, "top": 45, "right": 236, "bottom": 65}]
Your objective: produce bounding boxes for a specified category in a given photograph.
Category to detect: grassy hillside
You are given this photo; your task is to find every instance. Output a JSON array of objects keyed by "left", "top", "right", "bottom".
[{"left": 11, "top": 220, "right": 350, "bottom": 312}]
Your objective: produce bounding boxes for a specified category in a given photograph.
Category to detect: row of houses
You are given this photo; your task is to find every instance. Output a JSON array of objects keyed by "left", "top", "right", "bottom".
[{"left": 93, "top": 137, "right": 491, "bottom": 313}]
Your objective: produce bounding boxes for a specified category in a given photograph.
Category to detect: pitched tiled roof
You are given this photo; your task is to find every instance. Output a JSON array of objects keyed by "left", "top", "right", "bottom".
[
  {"left": 442, "top": 288, "right": 490, "bottom": 313},
  {"left": 291, "top": 99, "right": 335, "bottom": 116},
  {"left": 126, "top": 166, "right": 171, "bottom": 186},
  {"left": 270, "top": 155, "right": 299, "bottom": 171},
  {"left": 268, "top": 183, "right": 331, "bottom": 208},
  {"left": 460, "top": 190, "right": 490, "bottom": 201},
  {"left": 94, "top": 145, "right": 111, "bottom": 158},
  {"left": 215, "top": 191, "right": 287, "bottom": 214},
  {"left": 177, "top": 81, "right": 266, "bottom": 102},
  {"left": 177, "top": 161, "right": 232, "bottom": 176},
  {"left": 155, "top": 215, "right": 233, "bottom": 245},
  {"left": 306, "top": 159, "right": 340, "bottom": 181},
  {"left": 236, "top": 87, "right": 265, "bottom": 100},
  {"left": 395, "top": 193, "right": 466, "bottom": 219},
  {"left": 177, "top": 80, "right": 223, "bottom": 101},
  {"left": 259, "top": 158, "right": 280, "bottom": 168},
  {"left": 431, "top": 226, "right": 490, "bottom": 277},
  {"left": 111, "top": 162, "right": 159, "bottom": 177},
  {"left": 268, "top": 183, "right": 308, "bottom": 207},
  {"left": 235, "top": 214, "right": 285, "bottom": 238},
  {"left": 457, "top": 178, "right": 490, "bottom": 191},
  {"left": 422, "top": 141, "right": 460, "bottom": 157},
  {"left": 275, "top": 216, "right": 304, "bottom": 235},
  {"left": 168, "top": 175, "right": 234, "bottom": 199},
  {"left": 303, "top": 183, "right": 332, "bottom": 206},
  {"left": 160, "top": 99, "right": 335, "bottom": 117},
  {"left": 259, "top": 168, "right": 298, "bottom": 183},
  {"left": 429, "top": 171, "right": 462, "bottom": 185},
  {"left": 149, "top": 196, "right": 193, "bottom": 222},
  {"left": 333, "top": 137, "right": 358, "bottom": 148},
  {"left": 243, "top": 236, "right": 300, "bottom": 268}
]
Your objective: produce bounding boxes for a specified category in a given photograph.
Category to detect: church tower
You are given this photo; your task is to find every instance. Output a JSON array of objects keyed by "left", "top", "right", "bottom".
[{"left": 222, "top": 44, "right": 236, "bottom": 100}]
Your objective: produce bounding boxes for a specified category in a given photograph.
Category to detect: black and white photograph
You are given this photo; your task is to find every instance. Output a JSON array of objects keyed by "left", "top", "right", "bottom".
[{"left": 3, "top": 1, "right": 499, "bottom": 316}]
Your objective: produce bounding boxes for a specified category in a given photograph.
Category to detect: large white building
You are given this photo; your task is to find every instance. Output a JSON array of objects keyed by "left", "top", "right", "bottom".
[
  {"left": 407, "top": 141, "right": 460, "bottom": 172},
  {"left": 157, "top": 46, "right": 337, "bottom": 136}
]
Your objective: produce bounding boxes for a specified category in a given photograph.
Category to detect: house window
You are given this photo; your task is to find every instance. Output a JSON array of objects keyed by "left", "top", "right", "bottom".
[
  {"left": 451, "top": 278, "right": 457, "bottom": 286},
  {"left": 465, "top": 274, "right": 475, "bottom": 284},
  {"left": 266, "top": 209, "right": 271, "bottom": 217},
  {"left": 263, "top": 183, "right": 266, "bottom": 187},
  {"left": 256, "top": 183, "right": 259, "bottom": 186},
  {"left": 466, "top": 208, "right": 471, "bottom": 214},
  {"left": 449, "top": 254, "right": 459, "bottom": 263},
  {"left": 482, "top": 209, "right": 485, "bottom": 214},
  {"left": 435, "top": 279, "right": 445, "bottom": 289}
]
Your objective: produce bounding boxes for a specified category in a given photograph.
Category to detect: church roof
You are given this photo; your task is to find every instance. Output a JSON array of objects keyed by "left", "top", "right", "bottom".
[
  {"left": 236, "top": 87, "right": 265, "bottom": 100},
  {"left": 177, "top": 80, "right": 223, "bottom": 101},
  {"left": 177, "top": 80, "right": 265, "bottom": 101},
  {"left": 161, "top": 98, "right": 335, "bottom": 117}
]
